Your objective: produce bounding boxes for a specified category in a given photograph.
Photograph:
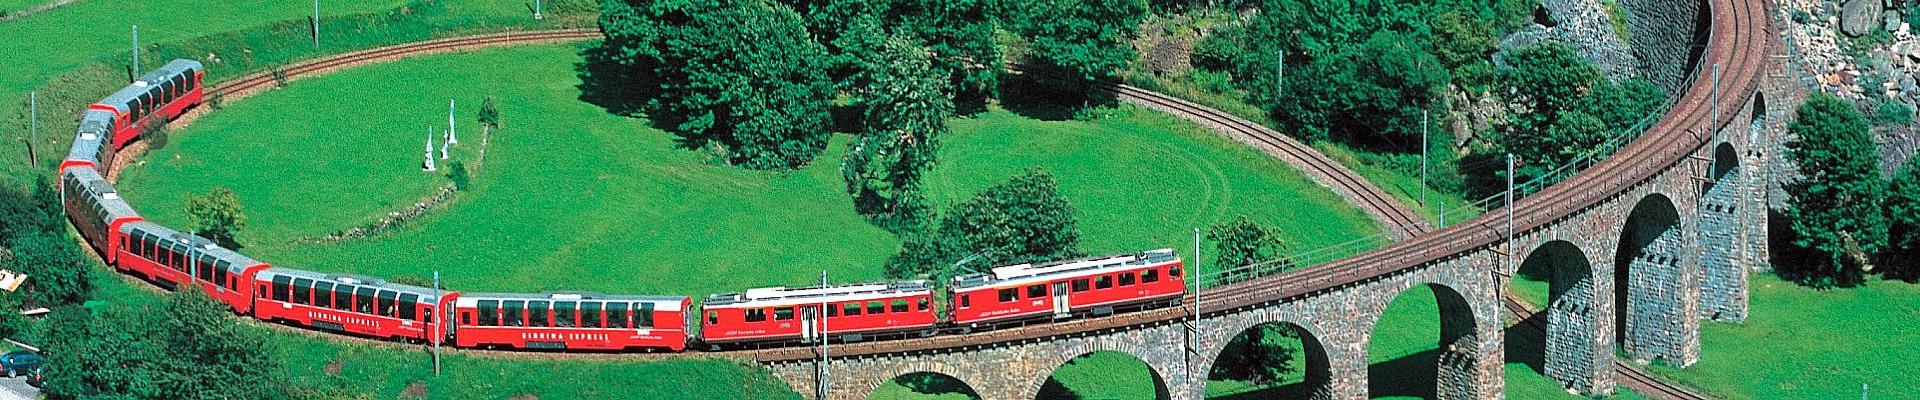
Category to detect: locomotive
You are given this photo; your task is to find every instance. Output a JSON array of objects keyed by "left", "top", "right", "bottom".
[{"left": 56, "top": 60, "right": 1190, "bottom": 353}]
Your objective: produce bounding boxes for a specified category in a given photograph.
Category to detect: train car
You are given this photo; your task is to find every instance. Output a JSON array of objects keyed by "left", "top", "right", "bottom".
[
  {"left": 58, "top": 167, "right": 140, "bottom": 262},
  {"left": 90, "top": 59, "right": 204, "bottom": 150},
  {"left": 58, "top": 111, "right": 117, "bottom": 176},
  {"left": 701, "top": 281, "right": 936, "bottom": 346},
  {"left": 451, "top": 292, "right": 691, "bottom": 351},
  {"left": 950, "top": 249, "right": 1184, "bottom": 327},
  {"left": 115, "top": 222, "right": 269, "bottom": 311},
  {"left": 251, "top": 268, "right": 455, "bottom": 343}
]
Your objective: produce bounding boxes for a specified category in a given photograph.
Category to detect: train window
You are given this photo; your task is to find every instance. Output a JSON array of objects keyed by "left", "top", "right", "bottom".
[
  {"left": 198, "top": 258, "right": 214, "bottom": 281},
  {"left": 891, "top": 300, "right": 909, "bottom": 313},
  {"left": 291, "top": 279, "right": 313, "bottom": 305},
  {"left": 270, "top": 275, "right": 290, "bottom": 302},
  {"left": 1072, "top": 279, "right": 1090, "bottom": 292},
  {"left": 773, "top": 307, "right": 794, "bottom": 321},
  {"left": 917, "top": 297, "right": 929, "bottom": 311},
  {"left": 1119, "top": 272, "right": 1136, "bottom": 286},
  {"left": 997, "top": 288, "right": 1017, "bottom": 302},
  {"left": 258, "top": 284, "right": 268, "bottom": 298},
  {"left": 842, "top": 303, "right": 861, "bottom": 316},
  {"left": 503, "top": 301, "right": 524, "bottom": 327},
  {"left": 398, "top": 294, "right": 420, "bottom": 321},
  {"left": 581, "top": 302, "right": 602, "bottom": 328},
  {"left": 706, "top": 312, "right": 718, "bottom": 326},
  {"left": 1027, "top": 285, "right": 1046, "bottom": 299},
  {"left": 637, "top": 303, "right": 655, "bottom": 328},
  {"left": 528, "top": 301, "right": 551, "bottom": 327},
  {"left": 1169, "top": 265, "right": 1181, "bottom": 278},
  {"left": 606, "top": 302, "right": 629, "bottom": 328},
  {"left": 355, "top": 288, "right": 376, "bottom": 314},
  {"left": 478, "top": 301, "right": 499, "bottom": 326},
  {"left": 462, "top": 312, "right": 472, "bottom": 326},
  {"left": 959, "top": 295, "right": 971, "bottom": 309},
  {"left": 215, "top": 266, "right": 229, "bottom": 289},
  {"left": 867, "top": 301, "right": 884, "bottom": 315},
  {"left": 554, "top": 302, "right": 577, "bottom": 328},
  {"left": 826, "top": 305, "right": 838, "bottom": 317},
  {"left": 744, "top": 309, "right": 767, "bottom": 323},
  {"left": 313, "top": 283, "right": 334, "bottom": 308},
  {"left": 1142, "top": 269, "right": 1159, "bottom": 283},
  {"left": 1095, "top": 275, "right": 1113, "bottom": 289},
  {"left": 376, "top": 291, "right": 398, "bottom": 317},
  {"left": 333, "top": 285, "right": 355, "bottom": 311}
]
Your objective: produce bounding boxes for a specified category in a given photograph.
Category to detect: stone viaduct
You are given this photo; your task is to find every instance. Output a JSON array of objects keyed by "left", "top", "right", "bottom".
[{"left": 761, "top": 0, "right": 1779, "bottom": 397}]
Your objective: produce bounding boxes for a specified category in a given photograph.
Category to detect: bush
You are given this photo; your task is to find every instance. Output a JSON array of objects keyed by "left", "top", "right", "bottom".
[
  {"left": 6, "top": 232, "right": 91, "bottom": 307},
  {"left": 185, "top": 187, "right": 247, "bottom": 247},
  {"left": 884, "top": 169, "right": 1083, "bottom": 279},
  {"left": 447, "top": 160, "right": 470, "bottom": 190},
  {"left": 1871, "top": 99, "right": 1914, "bottom": 126}
]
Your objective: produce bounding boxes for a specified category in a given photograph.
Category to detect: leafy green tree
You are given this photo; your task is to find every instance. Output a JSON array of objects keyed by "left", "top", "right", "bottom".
[
  {"left": 151, "top": 288, "right": 287, "bottom": 400},
  {"left": 845, "top": 35, "right": 951, "bottom": 233},
  {"left": 1500, "top": 42, "right": 1602, "bottom": 138},
  {"left": 1494, "top": 42, "right": 1665, "bottom": 184},
  {"left": 1011, "top": 0, "right": 1149, "bottom": 90},
  {"left": 597, "top": 0, "right": 835, "bottom": 170},
  {"left": 1882, "top": 161, "right": 1920, "bottom": 281},
  {"left": 477, "top": 96, "right": 501, "bottom": 140},
  {"left": 1784, "top": 92, "right": 1887, "bottom": 287},
  {"left": 896, "top": 0, "right": 1003, "bottom": 111},
  {"left": 44, "top": 306, "right": 162, "bottom": 400},
  {"left": 884, "top": 169, "right": 1083, "bottom": 278},
  {"left": 1209, "top": 324, "right": 1303, "bottom": 384},
  {"left": 0, "top": 291, "right": 24, "bottom": 340},
  {"left": 1271, "top": 30, "right": 1449, "bottom": 146},
  {"left": 447, "top": 160, "right": 471, "bottom": 190},
  {"left": 186, "top": 187, "right": 247, "bottom": 246},
  {"left": 1207, "top": 216, "right": 1292, "bottom": 284},
  {"left": 7, "top": 232, "right": 91, "bottom": 306},
  {"left": 0, "top": 178, "right": 62, "bottom": 243}
]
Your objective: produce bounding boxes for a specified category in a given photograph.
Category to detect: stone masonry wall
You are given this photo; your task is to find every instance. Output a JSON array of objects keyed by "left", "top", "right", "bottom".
[{"left": 1622, "top": 0, "right": 1708, "bottom": 93}]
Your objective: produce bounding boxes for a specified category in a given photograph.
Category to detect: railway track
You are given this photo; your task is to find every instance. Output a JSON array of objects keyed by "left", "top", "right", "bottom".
[
  {"left": 1501, "top": 297, "right": 1712, "bottom": 400},
  {"left": 135, "top": 0, "right": 1769, "bottom": 391}
]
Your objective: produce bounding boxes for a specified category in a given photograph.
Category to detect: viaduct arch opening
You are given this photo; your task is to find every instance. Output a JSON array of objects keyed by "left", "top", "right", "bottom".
[
  {"left": 1035, "top": 350, "right": 1171, "bottom": 400},
  {"left": 1204, "top": 321, "right": 1333, "bottom": 399},
  {"left": 1614, "top": 193, "right": 1692, "bottom": 365},
  {"left": 865, "top": 372, "right": 982, "bottom": 400},
  {"left": 1366, "top": 283, "right": 1482, "bottom": 400},
  {"left": 1507, "top": 240, "right": 1602, "bottom": 394}
]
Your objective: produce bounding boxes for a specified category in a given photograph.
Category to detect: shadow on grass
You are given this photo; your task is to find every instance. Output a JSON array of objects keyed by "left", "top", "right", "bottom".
[
  {"left": 1367, "top": 349, "right": 1439, "bottom": 399},
  {"left": 1209, "top": 381, "right": 1321, "bottom": 400},
  {"left": 1000, "top": 66, "right": 1120, "bottom": 122},
  {"left": 894, "top": 372, "right": 981, "bottom": 398},
  {"left": 1504, "top": 310, "right": 1550, "bottom": 375}
]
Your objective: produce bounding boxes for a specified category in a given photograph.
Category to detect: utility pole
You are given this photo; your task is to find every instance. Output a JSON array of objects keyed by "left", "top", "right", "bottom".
[
  {"left": 131, "top": 25, "right": 139, "bottom": 73},
  {"left": 27, "top": 91, "right": 38, "bottom": 167},
  {"left": 1189, "top": 228, "right": 1202, "bottom": 362},
  {"left": 1420, "top": 109, "right": 1429, "bottom": 208},
  {"left": 1506, "top": 154, "right": 1516, "bottom": 274},
  {"left": 313, "top": 0, "right": 321, "bottom": 48},
  {"left": 816, "top": 270, "right": 828, "bottom": 400},
  {"left": 432, "top": 271, "right": 442, "bottom": 376},
  {"left": 1274, "top": 50, "right": 1284, "bottom": 93}
]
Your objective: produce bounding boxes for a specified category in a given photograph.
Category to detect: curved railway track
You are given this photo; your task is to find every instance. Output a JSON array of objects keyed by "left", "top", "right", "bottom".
[{"left": 119, "top": 0, "right": 1770, "bottom": 392}]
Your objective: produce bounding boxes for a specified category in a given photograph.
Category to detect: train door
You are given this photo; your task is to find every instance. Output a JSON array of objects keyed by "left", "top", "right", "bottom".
[
  {"left": 800, "top": 305, "right": 820, "bottom": 343},
  {"left": 1051, "top": 282, "right": 1070, "bottom": 317}
]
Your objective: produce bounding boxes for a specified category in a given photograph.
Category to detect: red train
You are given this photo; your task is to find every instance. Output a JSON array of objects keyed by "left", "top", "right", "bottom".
[{"left": 54, "top": 60, "right": 1192, "bottom": 354}]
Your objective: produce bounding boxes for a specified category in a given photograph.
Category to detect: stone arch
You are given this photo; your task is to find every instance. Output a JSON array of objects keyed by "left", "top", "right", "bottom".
[
  {"left": 1032, "top": 350, "right": 1173, "bottom": 400},
  {"left": 1613, "top": 192, "right": 1697, "bottom": 366},
  {"left": 1364, "top": 282, "right": 1484, "bottom": 400},
  {"left": 1510, "top": 240, "right": 1605, "bottom": 395},
  {"left": 1698, "top": 142, "right": 1748, "bottom": 322},
  {"left": 1202, "top": 320, "right": 1334, "bottom": 399},
  {"left": 863, "top": 371, "right": 982, "bottom": 400}
]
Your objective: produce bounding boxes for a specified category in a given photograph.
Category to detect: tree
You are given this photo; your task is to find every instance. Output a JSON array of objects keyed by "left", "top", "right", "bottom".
[
  {"left": 1783, "top": 92, "right": 1887, "bottom": 287},
  {"left": 1270, "top": 30, "right": 1450, "bottom": 146},
  {"left": 6, "top": 232, "right": 91, "bottom": 306},
  {"left": 447, "top": 160, "right": 471, "bottom": 190},
  {"left": 43, "top": 290, "right": 287, "bottom": 400},
  {"left": 0, "top": 178, "right": 62, "bottom": 243},
  {"left": 1011, "top": 0, "right": 1149, "bottom": 90},
  {"left": 883, "top": 169, "right": 1083, "bottom": 278},
  {"left": 1883, "top": 160, "right": 1920, "bottom": 281},
  {"left": 844, "top": 35, "right": 951, "bottom": 233},
  {"left": 476, "top": 96, "right": 500, "bottom": 141},
  {"left": 1206, "top": 216, "right": 1292, "bottom": 284},
  {"left": 895, "top": 0, "right": 1003, "bottom": 111},
  {"left": 1500, "top": 42, "right": 1601, "bottom": 131},
  {"left": 1494, "top": 41, "right": 1665, "bottom": 185},
  {"left": 597, "top": 0, "right": 835, "bottom": 170},
  {"left": 1209, "top": 324, "right": 1302, "bottom": 384},
  {"left": 185, "top": 187, "right": 247, "bottom": 246}
]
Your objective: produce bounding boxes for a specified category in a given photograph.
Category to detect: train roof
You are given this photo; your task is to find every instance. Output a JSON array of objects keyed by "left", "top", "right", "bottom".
[
  {"left": 256, "top": 267, "right": 444, "bottom": 300},
  {"left": 61, "top": 168, "right": 140, "bottom": 219},
  {"left": 456, "top": 292, "right": 688, "bottom": 310},
  {"left": 117, "top": 221, "right": 262, "bottom": 274},
  {"left": 64, "top": 111, "right": 114, "bottom": 163},
  {"left": 704, "top": 281, "right": 931, "bottom": 308},
  {"left": 951, "top": 249, "right": 1180, "bottom": 289},
  {"left": 95, "top": 59, "right": 203, "bottom": 112}
]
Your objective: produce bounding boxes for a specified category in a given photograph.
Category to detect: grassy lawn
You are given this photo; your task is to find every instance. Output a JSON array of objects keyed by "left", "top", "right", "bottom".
[
  {"left": 1647, "top": 273, "right": 1920, "bottom": 399},
  {"left": 0, "top": 0, "right": 46, "bottom": 16},
  {"left": 116, "top": 41, "right": 1380, "bottom": 301}
]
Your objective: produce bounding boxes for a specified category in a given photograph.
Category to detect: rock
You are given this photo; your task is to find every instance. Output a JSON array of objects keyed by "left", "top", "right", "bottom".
[
  {"left": 1895, "top": 40, "right": 1920, "bottom": 60},
  {"left": 1843, "top": 0, "right": 1885, "bottom": 37}
]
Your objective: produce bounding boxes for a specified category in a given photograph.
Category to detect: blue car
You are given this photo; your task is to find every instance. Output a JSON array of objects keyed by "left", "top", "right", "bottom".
[{"left": 0, "top": 351, "right": 44, "bottom": 378}]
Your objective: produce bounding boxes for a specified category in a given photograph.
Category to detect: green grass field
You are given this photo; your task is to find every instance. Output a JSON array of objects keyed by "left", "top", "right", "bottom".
[{"left": 115, "top": 41, "right": 1381, "bottom": 299}]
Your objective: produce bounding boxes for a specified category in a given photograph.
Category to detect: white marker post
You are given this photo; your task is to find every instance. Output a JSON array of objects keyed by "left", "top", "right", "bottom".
[
  {"left": 534, "top": 0, "right": 543, "bottom": 20},
  {"left": 447, "top": 99, "right": 458, "bottom": 145},
  {"left": 313, "top": 0, "right": 320, "bottom": 48},
  {"left": 423, "top": 129, "right": 437, "bottom": 172}
]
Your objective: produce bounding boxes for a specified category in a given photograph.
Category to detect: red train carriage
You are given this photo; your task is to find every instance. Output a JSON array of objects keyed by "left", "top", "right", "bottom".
[
  {"left": 58, "top": 111, "right": 117, "bottom": 176},
  {"left": 90, "top": 59, "right": 203, "bottom": 151},
  {"left": 115, "top": 222, "right": 269, "bottom": 312},
  {"left": 452, "top": 293, "right": 691, "bottom": 351},
  {"left": 701, "top": 281, "right": 937, "bottom": 346},
  {"left": 251, "top": 268, "right": 455, "bottom": 343},
  {"left": 950, "top": 249, "right": 1184, "bottom": 327},
  {"left": 58, "top": 167, "right": 140, "bottom": 262}
]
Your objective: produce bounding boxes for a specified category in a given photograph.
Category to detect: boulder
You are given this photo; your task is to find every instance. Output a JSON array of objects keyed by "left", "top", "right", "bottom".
[{"left": 1844, "top": 0, "right": 1885, "bottom": 37}]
